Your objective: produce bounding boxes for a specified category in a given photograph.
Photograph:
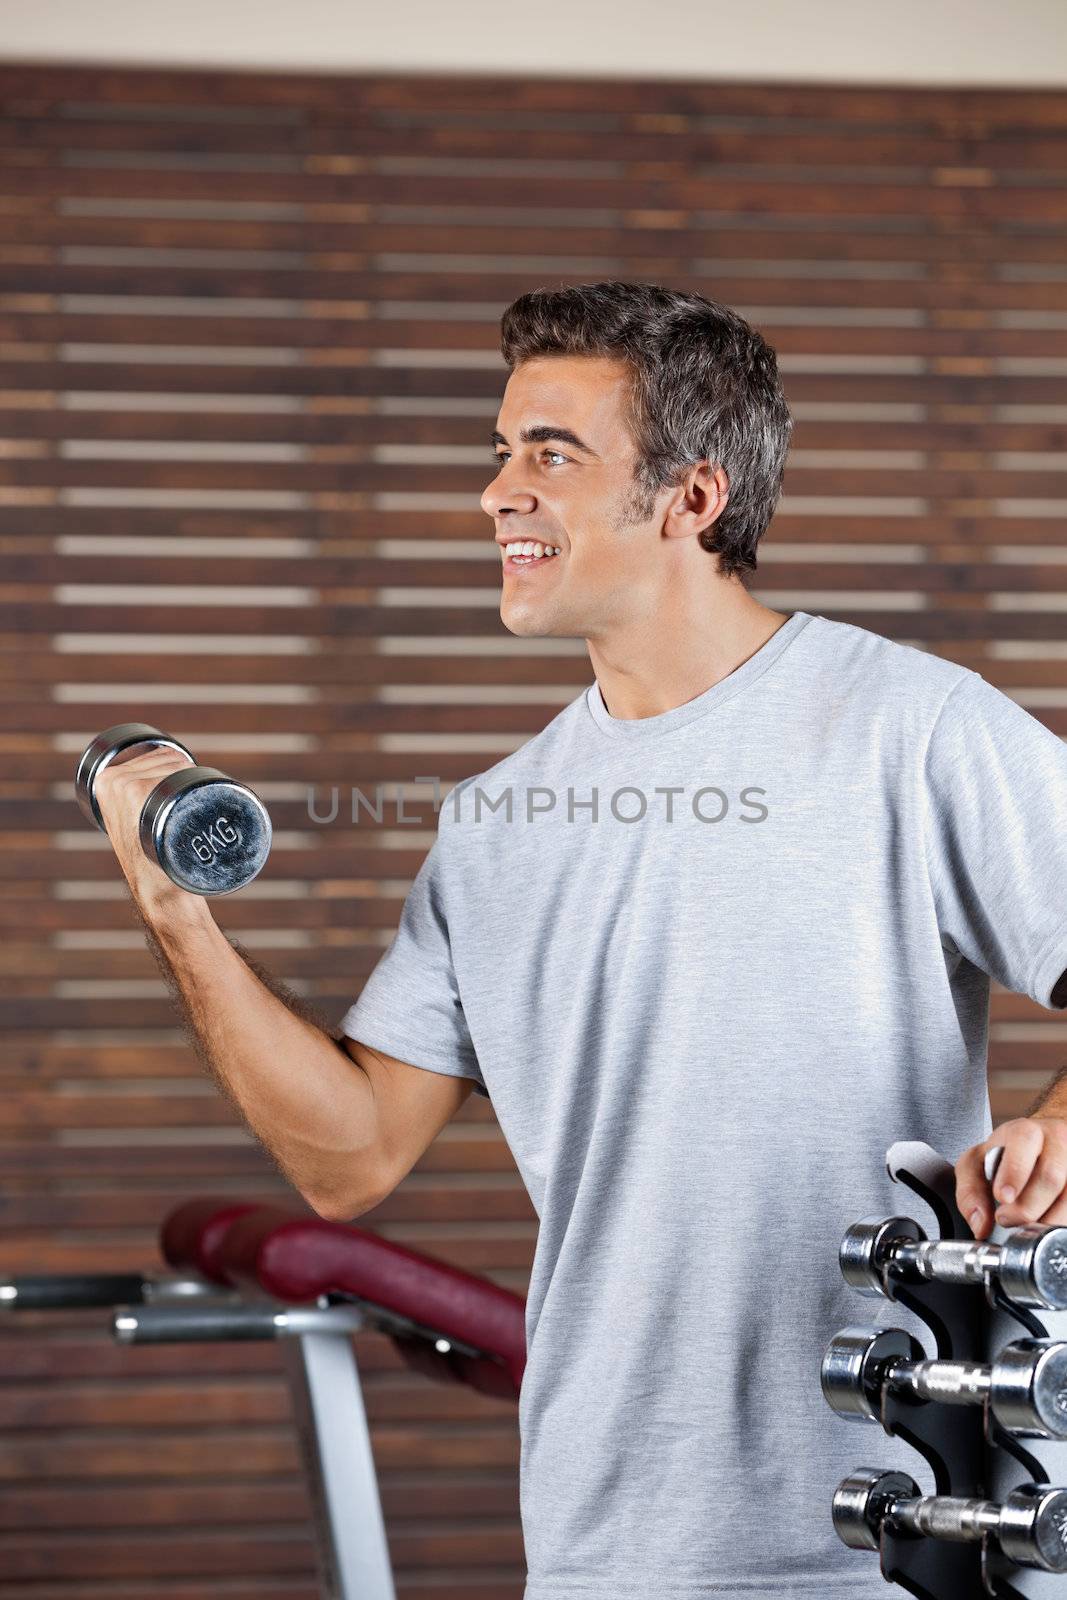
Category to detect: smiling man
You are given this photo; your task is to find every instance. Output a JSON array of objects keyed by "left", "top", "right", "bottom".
[
  {"left": 487, "top": 338, "right": 793, "bottom": 715},
  {"left": 337, "top": 280, "right": 1067, "bottom": 1598}
]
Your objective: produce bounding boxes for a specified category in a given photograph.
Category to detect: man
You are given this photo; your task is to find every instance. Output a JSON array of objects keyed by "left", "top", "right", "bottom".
[{"left": 97, "top": 281, "right": 1067, "bottom": 1598}]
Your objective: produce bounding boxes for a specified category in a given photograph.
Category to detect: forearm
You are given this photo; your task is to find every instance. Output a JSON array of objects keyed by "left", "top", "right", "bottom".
[
  {"left": 1026, "top": 1063, "right": 1067, "bottom": 1121},
  {"left": 133, "top": 895, "right": 383, "bottom": 1214}
]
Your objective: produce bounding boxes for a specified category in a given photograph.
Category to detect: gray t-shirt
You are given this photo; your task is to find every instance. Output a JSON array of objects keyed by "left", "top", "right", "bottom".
[{"left": 339, "top": 609, "right": 1067, "bottom": 1599}]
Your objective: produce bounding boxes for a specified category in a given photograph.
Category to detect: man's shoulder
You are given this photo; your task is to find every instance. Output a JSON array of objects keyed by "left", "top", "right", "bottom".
[{"left": 805, "top": 613, "right": 973, "bottom": 707}]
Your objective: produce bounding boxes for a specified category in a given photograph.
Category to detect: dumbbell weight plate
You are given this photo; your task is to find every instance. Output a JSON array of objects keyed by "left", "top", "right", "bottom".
[
  {"left": 139, "top": 766, "right": 272, "bottom": 896},
  {"left": 991, "top": 1338, "right": 1067, "bottom": 1439},
  {"left": 75, "top": 722, "right": 195, "bottom": 833},
  {"left": 832, "top": 1467, "right": 920, "bottom": 1551},
  {"left": 999, "top": 1483, "right": 1067, "bottom": 1572},
  {"left": 999, "top": 1223, "right": 1067, "bottom": 1311},
  {"left": 821, "top": 1325, "right": 925, "bottom": 1422},
  {"left": 839, "top": 1215, "right": 925, "bottom": 1298}
]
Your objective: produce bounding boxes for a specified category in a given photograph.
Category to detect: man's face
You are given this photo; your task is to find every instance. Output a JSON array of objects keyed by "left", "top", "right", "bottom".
[{"left": 481, "top": 354, "right": 667, "bottom": 639}]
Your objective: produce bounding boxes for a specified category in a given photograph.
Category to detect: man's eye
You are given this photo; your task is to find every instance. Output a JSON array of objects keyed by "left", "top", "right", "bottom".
[{"left": 491, "top": 450, "right": 568, "bottom": 468}]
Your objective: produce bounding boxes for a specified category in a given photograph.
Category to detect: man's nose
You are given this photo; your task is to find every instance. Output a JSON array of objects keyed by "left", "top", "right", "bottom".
[{"left": 481, "top": 472, "right": 535, "bottom": 519}]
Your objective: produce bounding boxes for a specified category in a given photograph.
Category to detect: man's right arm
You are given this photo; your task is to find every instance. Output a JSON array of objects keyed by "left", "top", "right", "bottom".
[
  {"left": 139, "top": 896, "right": 391, "bottom": 1219},
  {"left": 140, "top": 903, "right": 476, "bottom": 1219},
  {"left": 89, "top": 741, "right": 474, "bottom": 1220}
]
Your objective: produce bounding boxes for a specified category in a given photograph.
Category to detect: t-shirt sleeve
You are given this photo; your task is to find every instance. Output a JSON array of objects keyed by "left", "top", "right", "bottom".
[
  {"left": 336, "top": 837, "right": 490, "bottom": 1098},
  {"left": 922, "top": 671, "right": 1067, "bottom": 1010}
]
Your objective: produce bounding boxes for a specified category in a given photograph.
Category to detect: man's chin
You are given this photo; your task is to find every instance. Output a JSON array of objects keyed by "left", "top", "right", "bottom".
[
  {"left": 501, "top": 614, "right": 552, "bottom": 638},
  {"left": 500, "top": 603, "right": 563, "bottom": 639}
]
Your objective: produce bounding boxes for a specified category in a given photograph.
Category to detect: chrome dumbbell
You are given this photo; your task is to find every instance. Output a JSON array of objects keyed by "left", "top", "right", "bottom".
[
  {"left": 822, "top": 1325, "right": 1067, "bottom": 1439},
  {"left": 833, "top": 1467, "right": 1067, "bottom": 1573},
  {"left": 75, "top": 722, "right": 272, "bottom": 897},
  {"left": 840, "top": 1214, "right": 1067, "bottom": 1311}
]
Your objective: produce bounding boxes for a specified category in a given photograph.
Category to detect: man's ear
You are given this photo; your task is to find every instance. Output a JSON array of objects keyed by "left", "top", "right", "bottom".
[{"left": 663, "top": 460, "right": 729, "bottom": 540}]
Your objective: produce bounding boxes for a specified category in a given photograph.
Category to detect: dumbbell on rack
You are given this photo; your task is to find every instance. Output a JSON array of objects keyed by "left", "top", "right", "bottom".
[
  {"left": 834, "top": 1467, "right": 1067, "bottom": 1575},
  {"left": 75, "top": 722, "right": 272, "bottom": 896},
  {"left": 822, "top": 1325, "right": 1067, "bottom": 1438},
  {"left": 840, "top": 1214, "right": 1067, "bottom": 1311}
]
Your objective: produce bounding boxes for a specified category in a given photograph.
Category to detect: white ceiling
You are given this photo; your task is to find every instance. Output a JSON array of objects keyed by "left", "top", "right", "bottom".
[{"left": 1, "top": 0, "right": 1066, "bottom": 86}]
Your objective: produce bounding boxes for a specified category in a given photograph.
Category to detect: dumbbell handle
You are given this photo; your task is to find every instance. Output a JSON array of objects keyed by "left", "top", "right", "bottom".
[
  {"left": 896, "top": 1229, "right": 1067, "bottom": 1311},
  {"left": 927, "top": 1339, "right": 1067, "bottom": 1436},
  {"left": 896, "top": 1236, "right": 1006, "bottom": 1285},
  {"left": 886, "top": 1354, "right": 992, "bottom": 1408},
  {"left": 885, "top": 1487, "right": 1067, "bottom": 1572},
  {"left": 892, "top": 1492, "right": 1006, "bottom": 1544}
]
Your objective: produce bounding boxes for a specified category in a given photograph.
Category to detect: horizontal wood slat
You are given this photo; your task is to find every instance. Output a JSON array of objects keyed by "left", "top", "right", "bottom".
[
  {"left": 7, "top": 216, "right": 1067, "bottom": 265},
  {"left": 0, "top": 1132, "right": 509, "bottom": 1170},
  {"left": 7, "top": 273, "right": 1067, "bottom": 311},
  {"left": 2, "top": 606, "right": 1064, "bottom": 641},
  {"left": 2, "top": 58, "right": 1065, "bottom": 1599}
]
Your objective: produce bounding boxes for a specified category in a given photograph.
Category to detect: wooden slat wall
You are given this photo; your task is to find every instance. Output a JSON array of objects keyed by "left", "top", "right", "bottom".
[{"left": 1, "top": 61, "right": 1065, "bottom": 1598}]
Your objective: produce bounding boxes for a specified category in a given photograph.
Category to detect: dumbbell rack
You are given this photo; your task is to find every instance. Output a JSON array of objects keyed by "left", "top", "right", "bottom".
[{"left": 836, "top": 1141, "right": 1066, "bottom": 1600}]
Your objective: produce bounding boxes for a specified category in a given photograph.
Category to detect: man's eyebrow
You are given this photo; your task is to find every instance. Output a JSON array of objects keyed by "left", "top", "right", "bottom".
[{"left": 490, "top": 425, "right": 600, "bottom": 459}]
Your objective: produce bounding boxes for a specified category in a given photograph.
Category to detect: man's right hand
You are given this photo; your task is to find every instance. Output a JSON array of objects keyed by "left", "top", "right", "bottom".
[{"left": 92, "top": 745, "right": 202, "bottom": 921}]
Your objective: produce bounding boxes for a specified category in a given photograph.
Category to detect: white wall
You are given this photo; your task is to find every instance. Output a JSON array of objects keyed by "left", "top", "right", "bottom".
[{"left": 1, "top": 0, "right": 1066, "bottom": 86}]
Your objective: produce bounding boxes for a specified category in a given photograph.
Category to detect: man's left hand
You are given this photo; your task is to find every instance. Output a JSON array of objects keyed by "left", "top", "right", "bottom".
[{"left": 955, "top": 1117, "right": 1067, "bottom": 1239}]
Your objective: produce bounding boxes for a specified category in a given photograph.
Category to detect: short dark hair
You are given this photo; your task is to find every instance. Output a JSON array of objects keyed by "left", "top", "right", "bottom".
[{"left": 499, "top": 280, "right": 793, "bottom": 582}]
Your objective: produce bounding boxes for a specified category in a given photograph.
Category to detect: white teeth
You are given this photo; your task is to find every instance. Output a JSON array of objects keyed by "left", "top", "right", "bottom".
[{"left": 504, "top": 541, "right": 561, "bottom": 558}]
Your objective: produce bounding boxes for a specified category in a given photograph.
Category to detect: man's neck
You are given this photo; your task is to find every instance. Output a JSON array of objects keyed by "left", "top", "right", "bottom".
[{"left": 587, "top": 598, "right": 792, "bottom": 721}]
